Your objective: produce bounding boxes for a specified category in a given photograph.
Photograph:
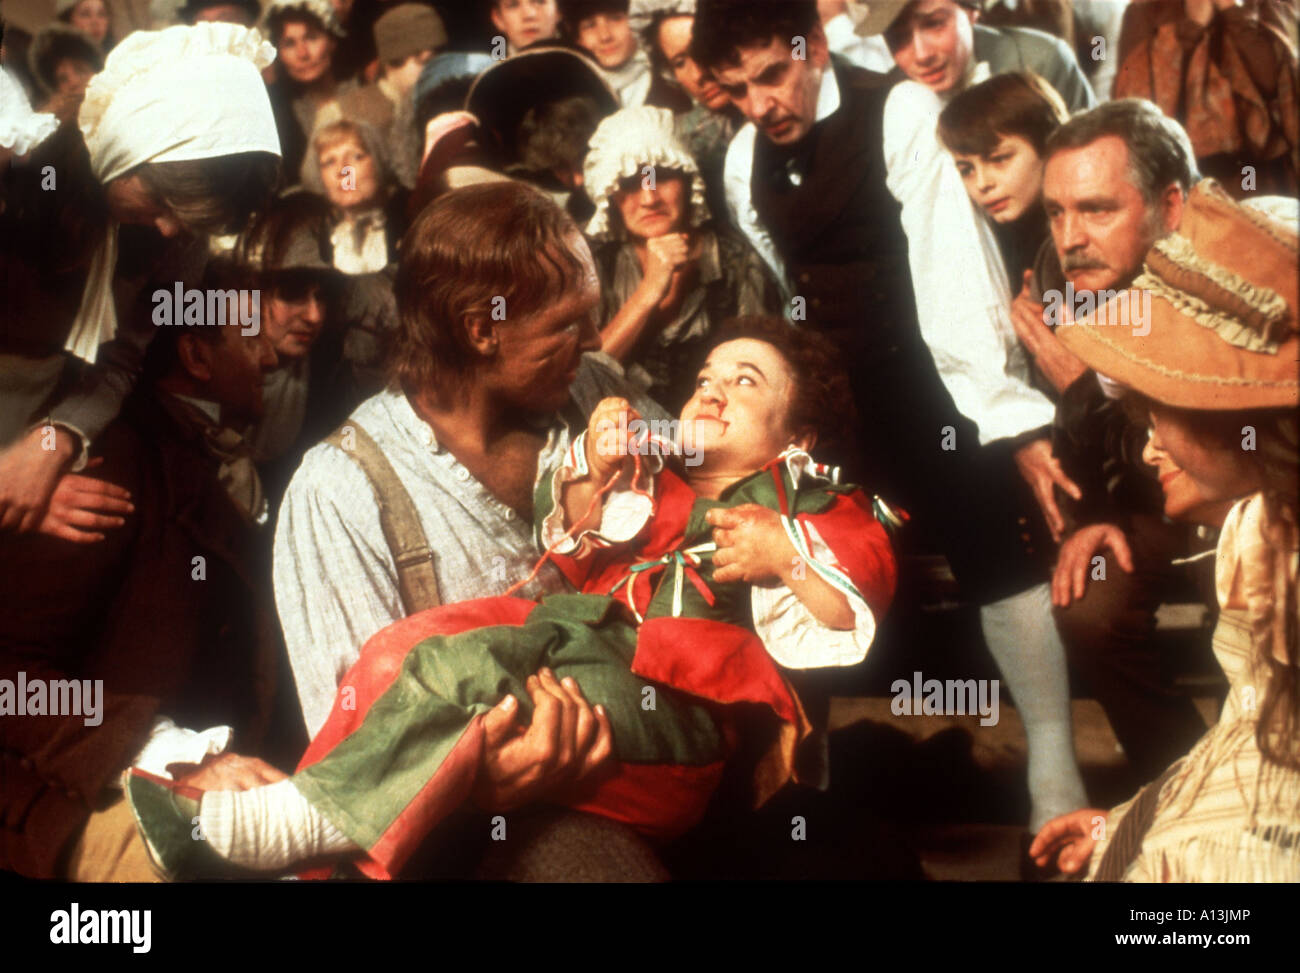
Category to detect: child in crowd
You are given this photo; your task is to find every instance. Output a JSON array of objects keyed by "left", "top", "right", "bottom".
[
  {"left": 562, "top": 0, "right": 651, "bottom": 107},
  {"left": 489, "top": 0, "right": 561, "bottom": 55},
  {"left": 937, "top": 71, "right": 1070, "bottom": 291},
  {"left": 126, "top": 318, "right": 898, "bottom": 880},
  {"left": 302, "top": 118, "right": 406, "bottom": 273}
]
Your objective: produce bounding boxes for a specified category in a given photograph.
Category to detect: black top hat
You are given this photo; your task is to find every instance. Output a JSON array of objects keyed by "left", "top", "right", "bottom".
[{"left": 465, "top": 42, "right": 618, "bottom": 167}]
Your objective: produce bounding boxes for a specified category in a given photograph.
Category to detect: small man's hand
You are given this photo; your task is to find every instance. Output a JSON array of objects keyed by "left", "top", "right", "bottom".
[
  {"left": 707, "top": 503, "right": 793, "bottom": 585},
  {"left": 585, "top": 397, "right": 640, "bottom": 484}
]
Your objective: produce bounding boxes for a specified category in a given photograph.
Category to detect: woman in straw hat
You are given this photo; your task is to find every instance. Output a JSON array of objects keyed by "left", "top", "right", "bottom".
[
  {"left": 0, "top": 22, "right": 281, "bottom": 540},
  {"left": 1029, "top": 179, "right": 1299, "bottom": 881}
]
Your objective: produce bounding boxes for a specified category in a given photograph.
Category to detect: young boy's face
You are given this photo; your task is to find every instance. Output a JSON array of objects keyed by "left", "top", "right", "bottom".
[
  {"left": 384, "top": 48, "right": 435, "bottom": 98},
  {"left": 885, "top": 0, "right": 975, "bottom": 95},
  {"left": 951, "top": 133, "right": 1043, "bottom": 224},
  {"left": 491, "top": 0, "right": 559, "bottom": 50},
  {"left": 680, "top": 338, "right": 803, "bottom": 475},
  {"left": 319, "top": 137, "right": 381, "bottom": 211},
  {"left": 575, "top": 10, "right": 637, "bottom": 70}
]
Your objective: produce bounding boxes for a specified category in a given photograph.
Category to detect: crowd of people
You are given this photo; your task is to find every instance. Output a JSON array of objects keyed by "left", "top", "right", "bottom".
[{"left": 0, "top": 0, "right": 1295, "bottom": 883}]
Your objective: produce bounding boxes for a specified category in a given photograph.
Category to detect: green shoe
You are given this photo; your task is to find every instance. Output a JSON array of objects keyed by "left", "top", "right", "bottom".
[{"left": 125, "top": 769, "right": 266, "bottom": 881}]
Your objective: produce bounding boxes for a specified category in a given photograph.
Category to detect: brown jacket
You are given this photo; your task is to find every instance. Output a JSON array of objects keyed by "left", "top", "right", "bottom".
[{"left": 0, "top": 388, "right": 280, "bottom": 878}]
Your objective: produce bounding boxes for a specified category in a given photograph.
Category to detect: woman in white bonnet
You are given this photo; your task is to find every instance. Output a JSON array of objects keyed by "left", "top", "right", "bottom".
[
  {"left": 0, "top": 22, "right": 281, "bottom": 541},
  {"left": 582, "top": 104, "right": 779, "bottom": 411}
]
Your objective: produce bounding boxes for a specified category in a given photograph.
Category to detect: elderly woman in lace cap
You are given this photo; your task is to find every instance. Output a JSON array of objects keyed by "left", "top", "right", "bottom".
[
  {"left": 1029, "top": 181, "right": 1300, "bottom": 882},
  {"left": 582, "top": 104, "right": 779, "bottom": 411},
  {"left": 0, "top": 23, "right": 281, "bottom": 540}
]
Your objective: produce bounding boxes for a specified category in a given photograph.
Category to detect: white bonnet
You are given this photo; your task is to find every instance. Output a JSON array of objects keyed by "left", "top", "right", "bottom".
[
  {"left": 0, "top": 66, "right": 59, "bottom": 156},
  {"left": 79, "top": 22, "right": 281, "bottom": 183},
  {"left": 261, "top": 0, "right": 346, "bottom": 38},
  {"left": 629, "top": 0, "right": 695, "bottom": 33},
  {"left": 582, "top": 104, "right": 708, "bottom": 240}
]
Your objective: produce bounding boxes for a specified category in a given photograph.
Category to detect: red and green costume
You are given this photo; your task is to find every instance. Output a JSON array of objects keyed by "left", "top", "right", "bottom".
[{"left": 291, "top": 453, "right": 895, "bottom": 879}]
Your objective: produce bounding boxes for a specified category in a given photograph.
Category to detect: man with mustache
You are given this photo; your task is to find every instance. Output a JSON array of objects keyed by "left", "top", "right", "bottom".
[
  {"left": 1010, "top": 99, "right": 1216, "bottom": 786},
  {"left": 692, "top": 0, "right": 1091, "bottom": 839}
]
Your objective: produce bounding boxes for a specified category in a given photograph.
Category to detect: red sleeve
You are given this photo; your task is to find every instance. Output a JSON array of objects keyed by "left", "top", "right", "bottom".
[{"left": 796, "top": 490, "right": 897, "bottom": 621}]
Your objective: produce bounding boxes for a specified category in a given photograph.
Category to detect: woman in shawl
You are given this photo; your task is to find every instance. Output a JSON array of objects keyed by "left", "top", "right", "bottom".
[{"left": 581, "top": 105, "right": 780, "bottom": 413}]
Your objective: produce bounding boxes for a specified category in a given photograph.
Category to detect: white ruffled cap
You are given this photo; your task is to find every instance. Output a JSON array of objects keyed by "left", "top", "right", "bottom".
[
  {"left": 582, "top": 104, "right": 708, "bottom": 240},
  {"left": 0, "top": 66, "right": 59, "bottom": 156},
  {"left": 79, "top": 23, "right": 282, "bottom": 184}
]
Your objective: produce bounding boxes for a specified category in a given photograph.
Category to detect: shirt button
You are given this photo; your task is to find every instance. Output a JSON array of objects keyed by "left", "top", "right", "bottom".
[
  {"left": 456, "top": 467, "right": 470, "bottom": 482},
  {"left": 504, "top": 509, "right": 516, "bottom": 521},
  {"left": 1017, "top": 516, "right": 1028, "bottom": 526}
]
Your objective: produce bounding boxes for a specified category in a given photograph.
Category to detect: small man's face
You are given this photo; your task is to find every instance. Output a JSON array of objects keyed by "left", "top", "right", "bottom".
[
  {"left": 680, "top": 338, "right": 800, "bottom": 475},
  {"left": 951, "top": 134, "right": 1044, "bottom": 224},
  {"left": 1043, "top": 136, "right": 1166, "bottom": 293},
  {"left": 711, "top": 31, "right": 829, "bottom": 146},
  {"left": 575, "top": 11, "right": 637, "bottom": 70},
  {"left": 885, "top": 0, "right": 975, "bottom": 95},
  {"left": 492, "top": 0, "right": 559, "bottom": 50},
  {"left": 657, "top": 15, "right": 729, "bottom": 112}
]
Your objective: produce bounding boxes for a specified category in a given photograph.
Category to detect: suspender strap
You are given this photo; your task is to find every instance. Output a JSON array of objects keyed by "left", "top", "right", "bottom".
[{"left": 323, "top": 421, "right": 442, "bottom": 615}]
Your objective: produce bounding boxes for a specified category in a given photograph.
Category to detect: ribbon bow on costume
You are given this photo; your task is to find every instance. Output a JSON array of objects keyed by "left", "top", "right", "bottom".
[{"left": 611, "top": 542, "right": 718, "bottom": 623}]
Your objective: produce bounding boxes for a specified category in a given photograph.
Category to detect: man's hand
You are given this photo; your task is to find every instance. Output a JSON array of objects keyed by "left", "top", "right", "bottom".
[
  {"left": 1028, "top": 807, "right": 1109, "bottom": 875},
  {"left": 642, "top": 233, "right": 692, "bottom": 301},
  {"left": 169, "top": 753, "right": 288, "bottom": 791},
  {"left": 0, "top": 426, "right": 78, "bottom": 533},
  {"left": 1013, "top": 438, "right": 1082, "bottom": 544},
  {"left": 37, "top": 458, "right": 134, "bottom": 543},
  {"left": 1010, "top": 271, "right": 1088, "bottom": 394},
  {"left": 1052, "top": 523, "right": 1134, "bottom": 607},
  {"left": 817, "top": 0, "right": 849, "bottom": 21},
  {"left": 707, "top": 504, "right": 793, "bottom": 585},
  {"left": 472, "top": 668, "right": 613, "bottom": 813}
]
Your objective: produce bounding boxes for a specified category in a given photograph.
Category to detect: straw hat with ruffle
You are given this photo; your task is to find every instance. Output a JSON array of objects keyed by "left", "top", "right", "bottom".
[{"left": 1056, "top": 179, "right": 1299, "bottom": 410}]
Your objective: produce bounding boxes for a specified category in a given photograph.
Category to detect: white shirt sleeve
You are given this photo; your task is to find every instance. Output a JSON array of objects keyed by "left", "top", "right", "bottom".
[
  {"left": 882, "top": 80, "right": 1057, "bottom": 445},
  {"left": 538, "top": 431, "right": 657, "bottom": 555},
  {"left": 750, "top": 520, "right": 877, "bottom": 669},
  {"left": 723, "top": 123, "right": 790, "bottom": 297},
  {"left": 272, "top": 443, "right": 408, "bottom": 738},
  {"left": 823, "top": 13, "right": 896, "bottom": 73}
]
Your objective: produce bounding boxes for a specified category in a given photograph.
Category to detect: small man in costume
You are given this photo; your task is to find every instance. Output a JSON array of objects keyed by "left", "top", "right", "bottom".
[{"left": 126, "top": 319, "right": 898, "bottom": 880}]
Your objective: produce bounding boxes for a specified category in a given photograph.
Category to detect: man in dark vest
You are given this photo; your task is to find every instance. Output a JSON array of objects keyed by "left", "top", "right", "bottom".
[{"left": 691, "top": 0, "right": 1090, "bottom": 841}]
